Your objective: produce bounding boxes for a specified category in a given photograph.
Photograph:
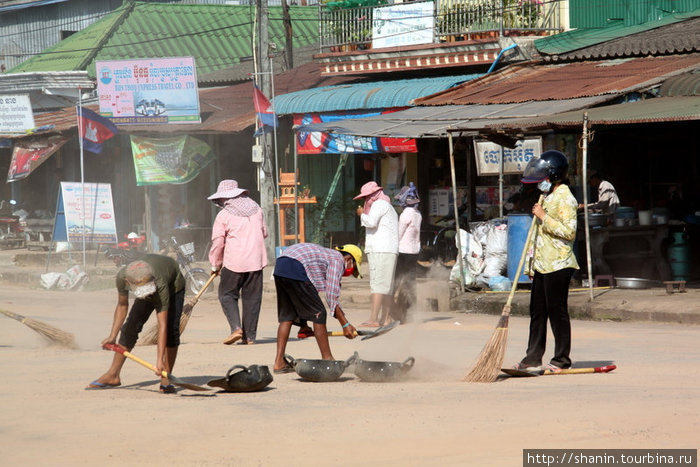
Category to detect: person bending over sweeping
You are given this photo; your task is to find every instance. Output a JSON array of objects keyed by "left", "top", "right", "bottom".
[
  {"left": 272, "top": 243, "right": 362, "bottom": 374},
  {"left": 86, "top": 255, "right": 185, "bottom": 393},
  {"left": 514, "top": 150, "right": 579, "bottom": 373}
]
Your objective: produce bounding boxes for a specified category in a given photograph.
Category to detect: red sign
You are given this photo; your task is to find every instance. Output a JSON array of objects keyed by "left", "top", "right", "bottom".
[{"left": 7, "top": 136, "right": 68, "bottom": 182}]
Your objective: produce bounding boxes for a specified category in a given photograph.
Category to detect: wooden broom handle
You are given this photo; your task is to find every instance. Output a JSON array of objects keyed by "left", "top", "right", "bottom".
[{"left": 504, "top": 194, "right": 544, "bottom": 309}]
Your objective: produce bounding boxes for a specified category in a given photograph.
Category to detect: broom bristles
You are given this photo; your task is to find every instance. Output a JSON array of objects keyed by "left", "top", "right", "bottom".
[
  {"left": 464, "top": 313, "right": 510, "bottom": 383},
  {"left": 22, "top": 317, "right": 78, "bottom": 349},
  {"left": 136, "top": 301, "right": 194, "bottom": 346}
]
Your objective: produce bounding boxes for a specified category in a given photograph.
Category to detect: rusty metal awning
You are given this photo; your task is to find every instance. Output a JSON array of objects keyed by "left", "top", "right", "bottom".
[
  {"left": 482, "top": 96, "right": 700, "bottom": 132},
  {"left": 293, "top": 96, "right": 612, "bottom": 138}
]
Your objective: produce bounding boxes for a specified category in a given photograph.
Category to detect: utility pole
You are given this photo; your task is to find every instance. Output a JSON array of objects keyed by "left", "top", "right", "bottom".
[{"left": 255, "top": 0, "right": 277, "bottom": 259}]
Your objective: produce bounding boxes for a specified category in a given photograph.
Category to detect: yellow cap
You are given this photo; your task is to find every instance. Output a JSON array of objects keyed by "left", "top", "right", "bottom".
[{"left": 335, "top": 244, "right": 363, "bottom": 278}]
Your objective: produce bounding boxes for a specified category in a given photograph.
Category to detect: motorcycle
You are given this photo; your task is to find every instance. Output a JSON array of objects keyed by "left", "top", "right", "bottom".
[
  {"left": 0, "top": 200, "right": 26, "bottom": 250},
  {"left": 161, "top": 235, "right": 210, "bottom": 295},
  {"left": 103, "top": 232, "right": 147, "bottom": 267}
]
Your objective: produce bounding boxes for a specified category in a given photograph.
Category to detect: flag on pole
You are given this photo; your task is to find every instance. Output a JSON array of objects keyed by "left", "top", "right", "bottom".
[
  {"left": 76, "top": 106, "right": 118, "bottom": 154},
  {"left": 253, "top": 84, "right": 278, "bottom": 136}
]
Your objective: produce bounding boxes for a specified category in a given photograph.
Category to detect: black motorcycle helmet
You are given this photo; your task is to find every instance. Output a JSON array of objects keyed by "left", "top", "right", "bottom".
[{"left": 521, "top": 150, "right": 569, "bottom": 184}]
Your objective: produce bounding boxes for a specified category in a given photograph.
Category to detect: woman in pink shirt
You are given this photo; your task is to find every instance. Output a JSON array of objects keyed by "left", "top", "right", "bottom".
[
  {"left": 208, "top": 180, "right": 268, "bottom": 345},
  {"left": 392, "top": 183, "right": 422, "bottom": 323}
]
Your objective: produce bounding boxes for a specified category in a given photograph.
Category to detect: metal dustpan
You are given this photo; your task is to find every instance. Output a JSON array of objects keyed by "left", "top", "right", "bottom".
[{"left": 360, "top": 321, "right": 399, "bottom": 341}]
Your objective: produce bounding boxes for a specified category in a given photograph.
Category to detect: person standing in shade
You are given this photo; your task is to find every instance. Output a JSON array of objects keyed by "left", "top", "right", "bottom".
[
  {"left": 578, "top": 170, "right": 620, "bottom": 216},
  {"left": 85, "top": 255, "right": 185, "bottom": 394},
  {"left": 272, "top": 243, "right": 362, "bottom": 373},
  {"left": 391, "top": 182, "right": 422, "bottom": 323},
  {"left": 515, "top": 150, "right": 579, "bottom": 372},
  {"left": 208, "top": 179, "right": 268, "bottom": 346},
  {"left": 354, "top": 181, "right": 399, "bottom": 327}
]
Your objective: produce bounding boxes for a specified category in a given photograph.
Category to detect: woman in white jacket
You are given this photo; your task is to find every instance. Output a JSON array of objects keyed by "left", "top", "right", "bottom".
[{"left": 354, "top": 181, "right": 398, "bottom": 327}]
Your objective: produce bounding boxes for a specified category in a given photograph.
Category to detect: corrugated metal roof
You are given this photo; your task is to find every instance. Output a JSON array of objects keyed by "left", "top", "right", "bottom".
[
  {"left": 540, "top": 15, "right": 700, "bottom": 62},
  {"left": 8, "top": 2, "right": 319, "bottom": 85},
  {"left": 569, "top": 0, "right": 700, "bottom": 29},
  {"left": 485, "top": 96, "right": 700, "bottom": 131},
  {"left": 536, "top": 8, "right": 700, "bottom": 58},
  {"left": 660, "top": 71, "right": 700, "bottom": 96},
  {"left": 274, "top": 74, "right": 482, "bottom": 114},
  {"left": 414, "top": 54, "right": 700, "bottom": 106},
  {"left": 0, "top": 0, "right": 67, "bottom": 12},
  {"left": 0, "top": 71, "right": 93, "bottom": 93},
  {"left": 293, "top": 97, "right": 611, "bottom": 138}
]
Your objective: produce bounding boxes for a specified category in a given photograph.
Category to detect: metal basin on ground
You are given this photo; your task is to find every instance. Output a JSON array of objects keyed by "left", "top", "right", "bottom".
[
  {"left": 284, "top": 354, "right": 355, "bottom": 382},
  {"left": 352, "top": 352, "right": 415, "bottom": 382},
  {"left": 615, "top": 277, "right": 654, "bottom": 289}
]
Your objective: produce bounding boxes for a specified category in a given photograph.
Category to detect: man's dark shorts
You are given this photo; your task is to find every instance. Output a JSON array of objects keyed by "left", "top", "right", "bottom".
[
  {"left": 274, "top": 275, "right": 327, "bottom": 325},
  {"left": 119, "top": 289, "right": 185, "bottom": 348}
]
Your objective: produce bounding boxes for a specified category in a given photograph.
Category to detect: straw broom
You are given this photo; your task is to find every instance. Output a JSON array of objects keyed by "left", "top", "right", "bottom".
[
  {"left": 0, "top": 308, "right": 78, "bottom": 349},
  {"left": 464, "top": 195, "right": 542, "bottom": 383},
  {"left": 137, "top": 273, "right": 216, "bottom": 346}
]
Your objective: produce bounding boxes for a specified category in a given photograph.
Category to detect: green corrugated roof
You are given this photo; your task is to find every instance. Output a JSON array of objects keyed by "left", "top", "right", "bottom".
[
  {"left": 274, "top": 74, "right": 482, "bottom": 114},
  {"left": 535, "top": 8, "right": 700, "bottom": 55},
  {"left": 9, "top": 2, "right": 319, "bottom": 82}
]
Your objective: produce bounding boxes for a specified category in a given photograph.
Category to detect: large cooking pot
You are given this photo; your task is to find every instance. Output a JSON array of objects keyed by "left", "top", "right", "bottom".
[
  {"left": 352, "top": 352, "right": 415, "bottom": 382},
  {"left": 207, "top": 364, "right": 273, "bottom": 392},
  {"left": 579, "top": 213, "right": 608, "bottom": 227},
  {"left": 284, "top": 354, "right": 355, "bottom": 382}
]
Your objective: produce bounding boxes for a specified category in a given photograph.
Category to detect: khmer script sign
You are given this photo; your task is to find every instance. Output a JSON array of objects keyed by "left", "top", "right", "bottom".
[
  {"left": 96, "top": 57, "right": 200, "bottom": 125},
  {"left": 372, "top": 1, "right": 434, "bottom": 49},
  {"left": 474, "top": 138, "right": 543, "bottom": 176}
]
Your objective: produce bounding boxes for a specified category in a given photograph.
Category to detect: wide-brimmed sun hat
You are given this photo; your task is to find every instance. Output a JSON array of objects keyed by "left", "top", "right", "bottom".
[
  {"left": 353, "top": 181, "right": 383, "bottom": 200},
  {"left": 208, "top": 179, "right": 248, "bottom": 200}
]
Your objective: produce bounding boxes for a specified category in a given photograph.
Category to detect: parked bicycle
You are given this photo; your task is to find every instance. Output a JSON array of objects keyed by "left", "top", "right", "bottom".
[{"left": 161, "top": 235, "right": 210, "bottom": 295}]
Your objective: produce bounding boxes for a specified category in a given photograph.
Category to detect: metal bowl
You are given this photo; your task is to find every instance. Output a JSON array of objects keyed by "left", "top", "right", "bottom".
[
  {"left": 615, "top": 277, "right": 653, "bottom": 289},
  {"left": 284, "top": 354, "right": 355, "bottom": 382},
  {"left": 352, "top": 352, "right": 415, "bottom": 382}
]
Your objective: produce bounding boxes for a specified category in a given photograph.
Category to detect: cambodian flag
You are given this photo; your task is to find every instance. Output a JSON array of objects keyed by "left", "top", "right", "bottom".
[
  {"left": 76, "top": 106, "right": 118, "bottom": 154},
  {"left": 253, "top": 84, "right": 278, "bottom": 136}
]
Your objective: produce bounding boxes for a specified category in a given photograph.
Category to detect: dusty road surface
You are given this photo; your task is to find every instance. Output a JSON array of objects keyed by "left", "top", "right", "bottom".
[{"left": 1, "top": 283, "right": 698, "bottom": 467}]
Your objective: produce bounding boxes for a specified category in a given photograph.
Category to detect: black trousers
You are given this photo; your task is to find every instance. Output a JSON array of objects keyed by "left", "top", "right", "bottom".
[
  {"left": 521, "top": 268, "right": 575, "bottom": 369},
  {"left": 218, "top": 268, "right": 263, "bottom": 341}
]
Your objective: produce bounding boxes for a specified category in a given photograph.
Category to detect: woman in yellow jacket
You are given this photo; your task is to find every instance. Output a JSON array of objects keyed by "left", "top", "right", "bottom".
[{"left": 515, "top": 150, "right": 579, "bottom": 372}]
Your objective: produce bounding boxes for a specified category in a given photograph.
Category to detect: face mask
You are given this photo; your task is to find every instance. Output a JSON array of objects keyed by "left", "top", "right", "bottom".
[
  {"left": 131, "top": 281, "right": 156, "bottom": 299},
  {"left": 343, "top": 266, "right": 355, "bottom": 277},
  {"left": 537, "top": 179, "right": 552, "bottom": 193}
]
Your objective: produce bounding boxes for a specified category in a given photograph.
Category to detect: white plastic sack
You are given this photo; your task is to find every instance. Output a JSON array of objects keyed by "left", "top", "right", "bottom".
[{"left": 40, "top": 272, "right": 63, "bottom": 289}]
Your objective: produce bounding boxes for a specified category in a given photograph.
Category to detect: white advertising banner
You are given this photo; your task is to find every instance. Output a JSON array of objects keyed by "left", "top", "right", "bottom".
[
  {"left": 372, "top": 1, "right": 434, "bottom": 49},
  {"left": 54, "top": 182, "right": 118, "bottom": 244},
  {"left": 474, "top": 138, "right": 543, "bottom": 176},
  {"left": 0, "top": 95, "right": 35, "bottom": 134},
  {"left": 96, "top": 57, "right": 200, "bottom": 125}
]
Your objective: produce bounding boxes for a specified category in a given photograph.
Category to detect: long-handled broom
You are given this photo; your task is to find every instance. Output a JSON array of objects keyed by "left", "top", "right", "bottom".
[
  {"left": 0, "top": 308, "right": 78, "bottom": 349},
  {"left": 137, "top": 273, "right": 217, "bottom": 346},
  {"left": 464, "top": 195, "right": 543, "bottom": 383}
]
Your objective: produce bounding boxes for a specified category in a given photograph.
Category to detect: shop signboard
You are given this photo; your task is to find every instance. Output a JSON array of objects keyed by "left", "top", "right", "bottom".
[
  {"left": 294, "top": 111, "right": 417, "bottom": 154},
  {"left": 96, "top": 57, "right": 200, "bottom": 125},
  {"left": 52, "top": 182, "right": 118, "bottom": 244},
  {"left": 7, "top": 136, "right": 68, "bottom": 182},
  {"left": 474, "top": 138, "right": 542, "bottom": 176},
  {"left": 372, "top": 1, "right": 434, "bottom": 49},
  {"left": 0, "top": 94, "right": 34, "bottom": 134}
]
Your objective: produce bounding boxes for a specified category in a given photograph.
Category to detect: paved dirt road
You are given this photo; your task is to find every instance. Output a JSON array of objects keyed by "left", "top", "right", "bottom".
[{"left": 0, "top": 284, "right": 698, "bottom": 466}]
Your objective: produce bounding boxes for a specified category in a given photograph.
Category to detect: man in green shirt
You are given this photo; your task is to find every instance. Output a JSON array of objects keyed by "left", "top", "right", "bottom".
[{"left": 86, "top": 254, "right": 185, "bottom": 393}]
